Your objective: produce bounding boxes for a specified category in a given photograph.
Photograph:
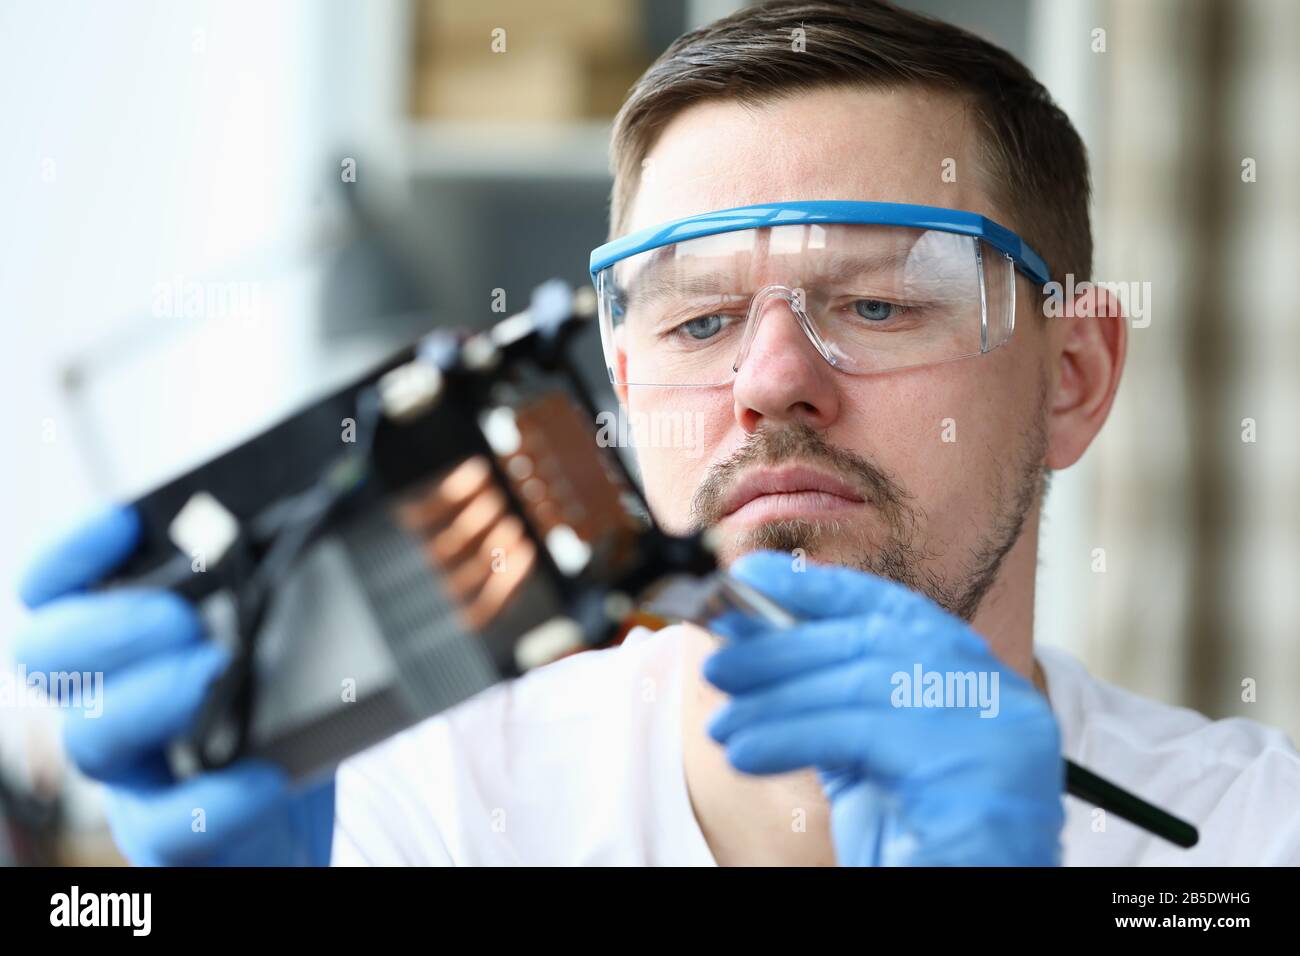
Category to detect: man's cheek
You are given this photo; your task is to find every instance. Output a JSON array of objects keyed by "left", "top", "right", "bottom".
[
  {"left": 920, "top": 422, "right": 1012, "bottom": 551},
  {"left": 628, "top": 396, "right": 731, "bottom": 526},
  {"left": 638, "top": 448, "right": 700, "bottom": 533}
]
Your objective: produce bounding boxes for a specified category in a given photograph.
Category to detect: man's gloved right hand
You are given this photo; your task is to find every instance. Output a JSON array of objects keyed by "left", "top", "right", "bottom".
[
  {"left": 704, "top": 552, "right": 1065, "bottom": 867},
  {"left": 13, "top": 506, "right": 335, "bottom": 865}
]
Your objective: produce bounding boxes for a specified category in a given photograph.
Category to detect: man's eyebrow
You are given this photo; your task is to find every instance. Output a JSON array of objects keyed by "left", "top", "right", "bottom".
[
  {"left": 615, "top": 243, "right": 725, "bottom": 312},
  {"left": 813, "top": 249, "right": 917, "bottom": 283},
  {"left": 619, "top": 247, "right": 922, "bottom": 312},
  {"left": 622, "top": 266, "right": 730, "bottom": 311}
]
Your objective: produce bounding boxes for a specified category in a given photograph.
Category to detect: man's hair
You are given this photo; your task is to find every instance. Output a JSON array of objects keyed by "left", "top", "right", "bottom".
[{"left": 609, "top": 0, "right": 1091, "bottom": 284}]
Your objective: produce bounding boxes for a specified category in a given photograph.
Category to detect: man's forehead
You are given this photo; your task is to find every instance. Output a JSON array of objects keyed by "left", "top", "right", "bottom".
[{"left": 625, "top": 86, "right": 995, "bottom": 234}]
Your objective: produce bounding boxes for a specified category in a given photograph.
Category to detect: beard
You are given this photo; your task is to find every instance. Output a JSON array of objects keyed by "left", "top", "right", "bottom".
[{"left": 688, "top": 414, "right": 1049, "bottom": 623}]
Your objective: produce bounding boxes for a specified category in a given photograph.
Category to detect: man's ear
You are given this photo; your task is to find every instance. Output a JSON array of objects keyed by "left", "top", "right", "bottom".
[{"left": 1044, "top": 284, "right": 1127, "bottom": 469}]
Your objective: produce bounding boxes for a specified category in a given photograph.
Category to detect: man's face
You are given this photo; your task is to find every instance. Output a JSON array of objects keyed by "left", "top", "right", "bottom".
[{"left": 618, "top": 86, "right": 1050, "bottom": 622}]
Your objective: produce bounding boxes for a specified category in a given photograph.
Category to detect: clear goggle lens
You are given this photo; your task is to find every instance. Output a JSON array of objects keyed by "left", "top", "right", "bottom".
[{"left": 596, "top": 223, "right": 1015, "bottom": 387}]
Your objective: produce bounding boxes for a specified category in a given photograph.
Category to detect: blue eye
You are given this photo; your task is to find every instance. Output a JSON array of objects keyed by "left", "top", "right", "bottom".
[
  {"left": 853, "top": 299, "right": 894, "bottom": 322},
  {"left": 682, "top": 314, "right": 724, "bottom": 339}
]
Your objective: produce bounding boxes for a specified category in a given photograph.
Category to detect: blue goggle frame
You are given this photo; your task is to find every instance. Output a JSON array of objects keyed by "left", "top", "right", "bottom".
[{"left": 589, "top": 200, "right": 1051, "bottom": 288}]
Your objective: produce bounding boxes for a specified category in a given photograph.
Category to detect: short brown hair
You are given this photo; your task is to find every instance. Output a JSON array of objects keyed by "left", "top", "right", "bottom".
[{"left": 609, "top": 0, "right": 1091, "bottom": 284}]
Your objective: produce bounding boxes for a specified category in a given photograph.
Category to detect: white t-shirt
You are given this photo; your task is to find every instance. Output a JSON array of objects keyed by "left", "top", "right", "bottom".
[{"left": 331, "top": 624, "right": 1300, "bottom": 866}]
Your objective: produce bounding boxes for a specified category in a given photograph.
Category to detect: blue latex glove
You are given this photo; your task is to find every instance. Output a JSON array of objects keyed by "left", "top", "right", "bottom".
[
  {"left": 704, "top": 551, "right": 1064, "bottom": 866},
  {"left": 14, "top": 506, "right": 335, "bottom": 866}
]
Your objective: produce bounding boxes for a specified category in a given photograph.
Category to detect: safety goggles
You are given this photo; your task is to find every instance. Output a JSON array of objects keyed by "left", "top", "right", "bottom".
[{"left": 589, "top": 201, "right": 1050, "bottom": 387}]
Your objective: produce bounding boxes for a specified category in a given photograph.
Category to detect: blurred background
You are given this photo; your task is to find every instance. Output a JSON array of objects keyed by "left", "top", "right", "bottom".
[{"left": 0, "top": 0, "right": 1296, "bottom": 864}]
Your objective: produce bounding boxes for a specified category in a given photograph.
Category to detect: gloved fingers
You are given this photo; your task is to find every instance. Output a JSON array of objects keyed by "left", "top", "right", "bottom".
[
  {"left": 18, "top": 505, "right": 141, "bottom": 609},
  {"left": 702, "top": 614, "right": 985, "bottom": 695},
  {"left": 726, "top": 551, "right": 926, "bottom": 621},
  {"left": 61, "top": 642, "right": 232, "bottom": 783},
  {"left": 704, "top": 609, "right": 765, "bottom": 643},
  {"left": 12, "top": 589, "right": 204, "bottom": 681},
  {"left": 720, "top": 705, "right": 1063, "bottom": 791},
  {"left": 707, "top": 657, "right": 904, "bottom": 740},
  {"left": 103, "top": 760, "right": 297, "bottom": 866},
  {"left": 702, "top": 621, "right": 871, "bottom": 693},
  {"left": 719, "top": 709, "right": 961, "bottom": 779},
  {"left": 105, "top": 750, "right": 177, "bottom": 789}
]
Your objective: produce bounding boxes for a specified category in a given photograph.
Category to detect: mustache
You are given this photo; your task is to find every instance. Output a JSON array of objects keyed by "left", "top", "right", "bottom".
[{"left": 688, "top": 422, "right": 913, "bottom": 530}]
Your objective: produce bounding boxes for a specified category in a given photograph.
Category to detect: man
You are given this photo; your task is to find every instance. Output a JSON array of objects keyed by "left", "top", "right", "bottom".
[{"left": 15, "top": 0, "right": 1300, "bottom": 866}]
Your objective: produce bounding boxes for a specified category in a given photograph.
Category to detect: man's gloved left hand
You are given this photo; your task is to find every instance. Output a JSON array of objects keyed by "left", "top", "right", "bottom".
[
  {"left": 13, "top": 507, "right": 335, "bottom": 866},
  {"left": 704, "top": 551, "right": 1065, "bottom": 866}
]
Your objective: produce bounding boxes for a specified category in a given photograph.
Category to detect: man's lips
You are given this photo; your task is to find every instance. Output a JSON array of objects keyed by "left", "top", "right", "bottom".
[{"left": 720, "top": 465, "right": 867, "bottom": 524}]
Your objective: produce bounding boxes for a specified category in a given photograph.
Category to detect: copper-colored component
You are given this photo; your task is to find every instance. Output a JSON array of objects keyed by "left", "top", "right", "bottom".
[
  {"left": 391, "top": 390, "right": 644, "bottom": 653},
  {"left": 422, "top": 485, "right": 508, "bottom": 565},
  {"left": 395, "top": 456, "right": 493, "bottom": 532},
  {"left": 459, "top": 533, "right": 537, "bottom": 632},
  {"left": 505, "top": 392, "right": 642, "bottom": 566},
  {"left": 442, "top": 513, "right": 527, "bottom": 602}
]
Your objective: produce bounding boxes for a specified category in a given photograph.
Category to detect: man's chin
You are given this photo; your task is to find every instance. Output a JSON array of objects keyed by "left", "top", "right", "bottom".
[{"left": 712, "top": 516, "right": 868, "bottom": 568}]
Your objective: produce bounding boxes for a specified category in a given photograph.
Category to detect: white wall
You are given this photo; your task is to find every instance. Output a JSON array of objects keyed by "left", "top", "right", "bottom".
[{"left": 0, "top": 0, "right": 405, "bottom": 817}]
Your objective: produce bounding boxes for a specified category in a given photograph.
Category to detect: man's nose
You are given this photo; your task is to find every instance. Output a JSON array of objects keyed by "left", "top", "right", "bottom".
[{"left": 731, "top": 293, "right": 840, "bottom": 434}]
